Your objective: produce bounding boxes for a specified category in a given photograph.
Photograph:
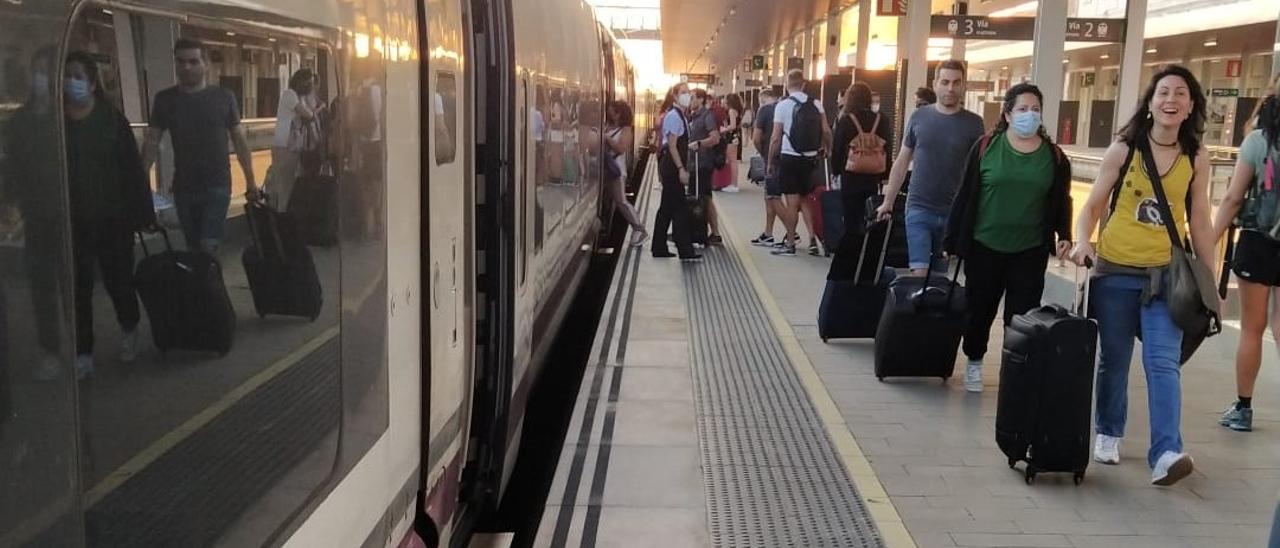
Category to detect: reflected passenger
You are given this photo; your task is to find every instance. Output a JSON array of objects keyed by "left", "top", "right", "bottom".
[
  {"left": 651, "top": 83, "right": 700, "bottom": 262},
  {"left": 604, "top": 100, "right": 648, "bottom": 246},
  {"left": 62, "top": 52, "right": 154, "bottom": 378},
  {"left": 1212, "top": 94, "right": 1280, "bottom": 432},
  {"left": 142, "top": 38, "right": 258, "bottom": 254},
  {"left": 944, "top": 83, "right": 1072, "bottom": 393},
  {"left": 1070, "top": 65, "right": 1215, "bottom": 486},
  {"left": 264, "top": 68, "right": 324, "bottom": 211}
]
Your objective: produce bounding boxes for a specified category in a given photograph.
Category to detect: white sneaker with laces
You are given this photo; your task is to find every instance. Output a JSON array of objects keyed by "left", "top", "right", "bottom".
[
  {"left": 963, "top": 360, "right": 983, "bottom": 392},
  {"left": 1151, "top": 451, "right": 1194, "bottom": 486},
  {"left": 75, "top": 354, "right": 95, "bottom": 380},
  {"left": 723, "top": 184, "right": 740, "bottom": 193},
  {"left": 120, "top": 329, "right": 139, "bottom": 363},
  {"left": 1093, "top": 434, "right": 1121, "bottom": 465}
]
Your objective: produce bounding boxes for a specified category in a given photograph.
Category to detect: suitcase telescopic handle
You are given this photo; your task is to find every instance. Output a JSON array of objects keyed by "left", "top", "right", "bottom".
[
  {"left": 1074, "top": 257, "right": 1093, "bottom": 317},
  {"left": 136, "top": 226, "right": 173, "bottom": 257}
]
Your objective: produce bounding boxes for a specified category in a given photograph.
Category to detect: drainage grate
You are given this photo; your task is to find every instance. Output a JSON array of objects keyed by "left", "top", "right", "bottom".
[{"left": 684, "top": 242, "right": 883, "bottom": 548}]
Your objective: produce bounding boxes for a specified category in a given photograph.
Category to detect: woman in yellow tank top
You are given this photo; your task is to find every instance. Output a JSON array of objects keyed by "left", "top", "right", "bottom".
[{"left": 1069, "top": 65, "right": 1217, "bottom": 487}]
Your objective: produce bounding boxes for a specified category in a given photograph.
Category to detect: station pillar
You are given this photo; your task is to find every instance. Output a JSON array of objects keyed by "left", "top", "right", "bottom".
[
  {"left": 1031, "top": 0, "right": 1068, "bottom": 139},
  {"left": 1116, "top": 0, "right": 1149, "bottom": 138},
  {"left": 856, "top": 0, "right": 871, "bottom": 71},
  {"left": 1273, "top": 5, "right": 1280, "bottom": 79},
  {"left": 825, "top": 10, "right": 841, "bottom": 76},
  {"left": 902, "top": 0, "right": 931, "bottom": 126}
]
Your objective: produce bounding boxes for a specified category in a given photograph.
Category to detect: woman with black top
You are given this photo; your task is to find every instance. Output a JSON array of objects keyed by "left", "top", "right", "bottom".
[
  {"left": 651, "top": 82, "right": 701, "bottom": 262},
  {"left": 828, "top": 82, "right": 893, "bottom": 276}
]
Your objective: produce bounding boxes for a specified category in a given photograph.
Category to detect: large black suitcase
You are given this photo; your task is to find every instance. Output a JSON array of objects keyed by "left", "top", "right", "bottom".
[
  {"left": 873, "top": 262, "right": 966, "bottom": 380},
  {"left": 865, "top": 193, "right": 908, "bottom": 268},
  {"left": 688, "top": 154, "right": 709, "bottom": 245},
  {"left": 997, "top": 271, "right": 1096, "bottom": 485},
  {"left": 134, "top": 229, "right": 235, "bottom": 356},
  {"left": 288, "top": 172, "right": 339, "bottom": 247},
  {"left": 818, "top": 217, "right": 896, "bottom": 341},
  {"left": 243, "top": 200, "right": 323, "bottom": 321}
]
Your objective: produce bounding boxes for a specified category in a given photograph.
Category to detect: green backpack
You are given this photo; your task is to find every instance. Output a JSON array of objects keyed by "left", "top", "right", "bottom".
[{"left": 1241, "top": 148, "right": 1280, "bottom": 240}]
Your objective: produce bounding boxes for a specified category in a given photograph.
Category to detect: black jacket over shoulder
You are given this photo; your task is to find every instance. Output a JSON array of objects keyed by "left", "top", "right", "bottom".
[
  {"left": 830, "top": 109, "right": 894, "bottom": 178},
  {"left": 944, "top": 131, "right": 1072, "bottom": 258},
  {"left": 108, "top": 105, "right": 155, "bottom": 230}
]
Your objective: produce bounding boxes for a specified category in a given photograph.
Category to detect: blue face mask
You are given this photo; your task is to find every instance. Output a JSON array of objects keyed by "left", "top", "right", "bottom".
[
  {"left": 64, "top": 77, "right": 91, "bottom": 105},
  {"left": 1011, "top": 110, "right": 1041, "bottom": 138}
]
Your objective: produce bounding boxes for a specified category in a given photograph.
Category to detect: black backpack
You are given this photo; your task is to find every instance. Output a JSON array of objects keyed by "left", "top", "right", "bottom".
[{"left": 784, "top": 95, "right": 823, "bottom": 154}]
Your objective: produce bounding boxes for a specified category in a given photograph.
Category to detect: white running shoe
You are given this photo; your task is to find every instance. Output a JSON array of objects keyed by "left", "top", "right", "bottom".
[
  {"left": 1093, "top": 434, "right": 1121, "bottom": 465},
  {"left": 963, "top": 360, "right": 983, "bottom": 392},
  {"left": 120, "top": 329, "right": 139, "bottom": 363},
  {"left": 75, "top": 354, "right": 95, "bottom": 380},
  {"left": 723, "top": 185, "right": 740, "bottom": 193},
  {"left": 1151, "top": 451, "right": 1194, "bottom": 486}
]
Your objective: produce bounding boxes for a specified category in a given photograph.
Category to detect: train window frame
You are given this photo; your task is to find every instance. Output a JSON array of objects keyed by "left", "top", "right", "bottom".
[{"left": 434, "top": 70, "right": 458, "bottom": 165}]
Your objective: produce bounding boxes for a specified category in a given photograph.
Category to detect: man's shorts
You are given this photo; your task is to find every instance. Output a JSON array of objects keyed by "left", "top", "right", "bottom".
[
  {"left": 1233, "top": 229, "right": 1280, "bottom": 286},
  {"left": 764, "top": 170, "right": 782, "bottom": 200},
  {"left": 778, "top": 154, "right": 819, "bottom": 196}
]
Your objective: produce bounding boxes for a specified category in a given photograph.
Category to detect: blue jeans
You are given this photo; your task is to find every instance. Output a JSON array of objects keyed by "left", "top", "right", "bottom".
[
  {"left": 1093, "top": 273, "right": 1184, "bottom": 469},
  {"left": 905, "top": 205, "right": 947, "bottom": 272},
  {"left": 174, "top": 185, "right": 232, "bottom": 253}
]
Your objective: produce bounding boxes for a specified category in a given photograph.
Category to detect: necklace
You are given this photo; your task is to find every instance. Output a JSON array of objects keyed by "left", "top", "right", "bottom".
[{"left": 1149, "top": 135, "right": 1178, "bottom": 147}]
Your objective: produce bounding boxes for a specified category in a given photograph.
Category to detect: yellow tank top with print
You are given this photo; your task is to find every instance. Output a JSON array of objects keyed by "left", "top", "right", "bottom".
[{"left": 1097, "top": 149, "right": 1192, "bottom": 268}]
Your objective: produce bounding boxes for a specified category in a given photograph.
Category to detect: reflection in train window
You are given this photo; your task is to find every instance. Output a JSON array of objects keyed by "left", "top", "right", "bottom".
[
  {"left": 434, "top": 71, "right": 457, "bottom": 165},
  {"left": 56, "top": 5, "right": 347, "bottom": 546}
]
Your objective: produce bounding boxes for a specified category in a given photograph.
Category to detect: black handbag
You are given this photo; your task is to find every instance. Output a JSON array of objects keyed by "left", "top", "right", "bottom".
[{"left": 1142, "top": 142, "right": 1221, "bottom": 364}]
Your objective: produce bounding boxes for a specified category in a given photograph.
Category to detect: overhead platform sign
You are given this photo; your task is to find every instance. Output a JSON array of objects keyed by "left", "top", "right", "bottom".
[
  {"left": 930, "top": 16, "right": 1126, "bottom": 43},
  {"left": 877, "top": 0, "right": 906, "bottom": 16},
  {"left": 682, "top": 73, "right": 715, "bottom": 85},
  {"left": 752, "top": 55, "right": 765, "bottom": 70}
]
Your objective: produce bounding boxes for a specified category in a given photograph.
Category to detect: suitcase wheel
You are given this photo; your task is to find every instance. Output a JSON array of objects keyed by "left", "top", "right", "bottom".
[
  {"left": 1007, "top": 457, "right": 1018, "bottom": 469},
  {"left": 821, "top": 337, "right": 829, "bottom": 343},
  {"left": 1073, "top": 472, "right": 1085, "bottom": 486},
  {"left": 876, "top": 376, "right": 885, "bottom": 382},
  {"left": 1024, "top": 467, "right": 1036, "bottom": 485}
]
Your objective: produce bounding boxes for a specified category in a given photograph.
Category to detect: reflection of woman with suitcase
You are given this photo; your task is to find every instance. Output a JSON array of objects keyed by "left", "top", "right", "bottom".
[
  {"left": 264, "top": 69, "right": 324, "bottom": 211},
  {"left": 1211, "top": 94, "right": 1280, "bottom": 433},
  {"left": 1070, "top": 66, "right": 1216, "bottom": 487},
  {"left": 62, "top": 52, "right": 155, "bottom": 378},
  {"left": 944, "top": 83, "right": 1072, "bottom": 394}
]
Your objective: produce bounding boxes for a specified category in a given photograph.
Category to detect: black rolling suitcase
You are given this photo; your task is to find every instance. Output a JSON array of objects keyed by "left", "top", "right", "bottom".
[
  {"left": 687, "top": 153, "right": 709, "bottom": 245},
  {"left": 243, "top": 200, "right": 323, "bottom": 321},
  {"left": 865, "top": 193, "right": 909, "bottom": 268},
  {"left": 873, "top": 260, "right": 967, "bottom": 381},
  {"left": 997, "top": 268, "right": 1096, "bottom": 485},
  {"left": 288, "top": 170, "right": 339, "bottom": 247},
  {"left": 134, "top": 229, "right": 235, "bottom": 356},
  {"left": 818, "top": 216, "right": 896, "bottom": 341}
]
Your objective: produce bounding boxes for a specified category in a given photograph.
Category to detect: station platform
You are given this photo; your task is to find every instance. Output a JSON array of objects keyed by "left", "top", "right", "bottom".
[{"left": 536, "top": 157, "right": 1280, "bottom": 548}]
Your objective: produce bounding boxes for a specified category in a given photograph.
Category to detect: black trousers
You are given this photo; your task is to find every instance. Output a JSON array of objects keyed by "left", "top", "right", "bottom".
[
  {"left": 73, "top": 218, "right": 141, "bottom": 356},
  {"left": 652, "top": 154, "right": 695, "bottom": 257},
  {"left": 24, "top": 219, "right": 65, "bottom": 355},
  {"left": 962, "top": 242, "right": 1049, "bottom": 361},
  {"left": 827, "top": 174, "right": 881, "bottom": 280}
]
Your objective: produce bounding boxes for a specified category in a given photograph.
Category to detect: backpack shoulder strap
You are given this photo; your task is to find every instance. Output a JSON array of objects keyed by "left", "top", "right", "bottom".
[
  {"left": 977, "top": 133, "right": 995, "bottom": 160},
  {"left": 870, "top": 113, "right": 881, "bottom": 134},
  {"left": 849, "top": 112, "right": 866, "bottom": 135},
  {"left": 1109, "top": 142, "right": 1138, "bottom": 214}
]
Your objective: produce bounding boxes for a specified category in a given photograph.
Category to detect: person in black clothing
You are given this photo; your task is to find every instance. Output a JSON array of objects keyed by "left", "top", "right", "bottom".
[
  {"left": 828, "top": 82, "right": 894, "bottom": 277},
  {"left": 62, "top": 51, "right": 155, "bottom": 379},
  {"left": 651, "top": 82, "right": 701, "bottom": 261},
  {"left": 914, "top": 87, "right": 937, "bottom": 108}
]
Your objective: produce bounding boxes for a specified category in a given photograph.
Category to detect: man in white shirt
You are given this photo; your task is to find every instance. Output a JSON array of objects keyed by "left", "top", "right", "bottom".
[{"left": 767, "top": 69, "right": 832, "bottom": 256}]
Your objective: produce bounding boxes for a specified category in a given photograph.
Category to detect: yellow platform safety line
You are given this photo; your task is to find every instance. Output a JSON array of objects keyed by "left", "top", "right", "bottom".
[
  {"left": 720, "top": 213, "right": 917, "bottom": 548},
  {"left": 85, "top": 325, "right": 341, "bottom": 507}
]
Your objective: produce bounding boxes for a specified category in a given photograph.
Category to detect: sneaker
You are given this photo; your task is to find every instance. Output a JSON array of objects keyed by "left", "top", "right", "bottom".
[
  {"left": 75, "top": 354, "right": 95, "bottom": 380},
  {"left": 708, "top": 234, "right": 724, "bottom": 246},
  {"left": 808, "top": 239, "right": 821, "bottom": 256},
  {"left": 679, "top": 254, "right": 703, "bottom": 263},
  {"left": 750, "top": 233, "right": 775, "bottom": 246},
  {"left": 32, "top": 355, "right": 60, "bottom": 382},
  {"left": 120, "top": 329, "right": 139, "bottom": 363},
  {"left": 1220, "top": 403, "right": 1253, "bottom": 432},
  {"left": 963, "top": 360, "right": 983, "bottom": 393},
  {"left": 771, "top": 244, "right": 797, "bottom": 256},
  {"left": 1151, "top": 451, "right": 1194, "bottom": 486},
  {"left": 723, "top": 185, "right": 740, "bottom": 193},
  {"left": 1093, "top": 434, "right": 1121, "bottom": 465},
  {"left": 629, "top": 230, "right": 649, "bottom": 248}
]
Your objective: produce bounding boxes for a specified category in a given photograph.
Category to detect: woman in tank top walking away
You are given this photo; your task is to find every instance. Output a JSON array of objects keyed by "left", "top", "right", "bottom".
[{"left": 1069, "top": 65, "right": 1216, "bottom": 487}]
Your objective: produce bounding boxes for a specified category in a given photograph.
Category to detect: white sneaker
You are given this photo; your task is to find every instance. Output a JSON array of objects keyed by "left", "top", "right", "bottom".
[
  {"left": 963, "top": 360, "right": 983, "bottom": 392},
  {"left": 1093, "top": 434, "right": 1121, "bottom": 465},
  {"left": 32, "top": 355, "right": 60, "bottom": 382},
  {"left": 1151, "top": 451, "right": 1194, "bottom": 486},
  {"left": 723, "top": 185, "right": 740, "bottom": 193},
  {"left": 120, "top": 329, "right": 139, "bottom": 363},
  {"left": 75, "top": 354, "right": 95, "bottom": 380}
]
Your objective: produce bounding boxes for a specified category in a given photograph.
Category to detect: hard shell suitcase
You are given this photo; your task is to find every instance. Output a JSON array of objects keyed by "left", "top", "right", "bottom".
[
  {"left": 134, "top": 229, "right": 235, "bottom": 356},
  {"left": 997, "top": 268, "right": 1096, "bottom": 485},
  {"left": 242, "top": 200, "right": 323, "bottom": 321},
  {"left": 819, "top": 164, "right": 844, "bottom": 256},
  {"left": 873, "top": 261, "right": 967, "bottom": 380},
  {"left": 818, "top": 215, "right": 896, "bottom": 341}
]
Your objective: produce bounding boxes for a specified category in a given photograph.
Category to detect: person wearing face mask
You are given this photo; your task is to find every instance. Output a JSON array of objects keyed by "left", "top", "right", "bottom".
[
  {"left": 1069, "top": 65, "right": 1215, "bottom": 486},
  {"left": 651, "top": 83, "right": 700, "bottom": 261},
  {"left": 61, "top": 51, "right": 155, "bottom": 378},
  {"left": 944, "top": 83, "right": 1073, "bottom": 394},
  {"left": 264, "top": 68, "right": 325, "bottom": 211}
]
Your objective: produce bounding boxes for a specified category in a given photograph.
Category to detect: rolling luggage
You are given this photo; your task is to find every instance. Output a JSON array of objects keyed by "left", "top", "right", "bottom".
[
  {"left": 288, "top": 170, "right": 339, "bottom": 247},
  {"left": 873, "top": 260, "right": 967, "bottom": 381},
  {"left": 819, "top": 164, "right": 844, "bottom": 256},
  {"left": 242, "top": 200, "right": 323, "bottom": 321},
  {"left": 818, "top": 216, "right": 897, "bottom": 341},
  {"left": 688, "top": 152, "right": 710, "bottom": 245},
  {"left": 134, "top": 229, "right": 235, "bottom": 356},
  {"left": 997, "top": 267, "right": 1096, "bottom": 485},
  {"left": 865, "top": 193, "right": 909, "bottom": 268}
]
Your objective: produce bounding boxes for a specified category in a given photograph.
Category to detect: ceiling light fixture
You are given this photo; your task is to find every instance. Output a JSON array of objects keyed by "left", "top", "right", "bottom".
[
  {"left": 1100, "top": 53, "right": 1110, "bottom": 59},
  {"left": 1146, "top": 47, "right": 1157, "bottom": 54},
  {"left": 1204, "top": 38, "right": 1218, "bottom": 47}
]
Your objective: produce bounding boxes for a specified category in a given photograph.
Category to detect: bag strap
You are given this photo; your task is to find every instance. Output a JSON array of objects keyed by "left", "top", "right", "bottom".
[
  {"left": 1138, "top": 140, "right": 1190, "bottom": 253},
  {"left": 1108, "top": 143, "right": 1139, "bottom": 215},
  {"left": 849, "top": 112, "right": 866, "bottom": 136},
  {"left": 977, "top": 133, "right": 994, "bottom": 160}
]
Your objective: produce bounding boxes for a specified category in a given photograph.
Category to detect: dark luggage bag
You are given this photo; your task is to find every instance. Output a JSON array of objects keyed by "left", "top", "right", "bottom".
[
  {"left": 997, "top": 269, "right": 1096, "bottom": 485},
  {"left": 819, "top": 165, "right": 844, "bottom": 256},
  {"left": 243, "top": 200, "right": 323, "bottom": 321},
  {"left": 865, "top": 193, "right": 908, "bottom": 268},
  {"left": 873, "top": 261, "right": 967, "bottom": 380},
  {"left": 818, "top": 216, "right": 896, "bottom": 341},
  {"left": 688, "top": 153, "right": 709, "bottom": 245},
  {"left": 134, "top": 229, "right": 235, "bottom": 356},
  {"left": 289, "top": 171, "right": 339, "bottom": 247}
]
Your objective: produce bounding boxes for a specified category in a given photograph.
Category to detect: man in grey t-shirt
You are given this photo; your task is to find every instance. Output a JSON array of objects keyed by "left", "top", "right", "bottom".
[{"left": 876, "top": 60, "right": 985, "bottom": 275}]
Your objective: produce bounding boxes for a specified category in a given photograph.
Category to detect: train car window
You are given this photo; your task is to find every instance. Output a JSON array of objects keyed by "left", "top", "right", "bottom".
[
  {"left": 433, "top": 71, "right": 457, "bottom": 165},
  {"left": 55, "top": 6, "right": 349, "bottom": 546}
]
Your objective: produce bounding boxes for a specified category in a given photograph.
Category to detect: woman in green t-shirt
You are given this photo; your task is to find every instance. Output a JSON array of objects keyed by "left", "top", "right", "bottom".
[
  {"left": 1212, "top": 94, "right": 1280, "bottom": 432},
  {"left": 61, "top": 51, "right": 154, "bottom": 379},
  {"left": 944, "top": 83, "right": 1073, "bottom": 393}
]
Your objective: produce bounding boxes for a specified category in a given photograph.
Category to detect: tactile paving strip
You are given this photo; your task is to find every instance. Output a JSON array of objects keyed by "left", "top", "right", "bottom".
[{"left": 684, "top": 242, "right": 883, "bottom": 547}]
